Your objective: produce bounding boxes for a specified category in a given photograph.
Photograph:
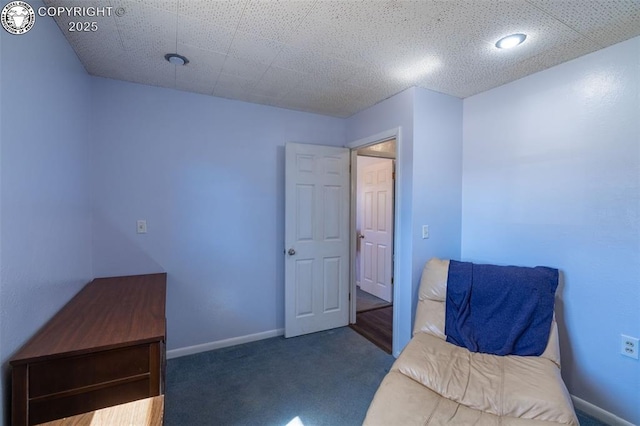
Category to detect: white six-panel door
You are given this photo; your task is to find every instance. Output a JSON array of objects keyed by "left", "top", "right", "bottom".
[
  {"left": 359, "top": 158, "right": 394, "bottom": 303},
  {"left": 284, "top": 143, "right": 350, "bottom": 338}
]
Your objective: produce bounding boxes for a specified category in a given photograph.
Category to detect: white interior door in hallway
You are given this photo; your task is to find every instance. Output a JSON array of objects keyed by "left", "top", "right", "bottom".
[
  {"left": 358, "top": 156, "right": 394, "bottom": 303},
  {"left": 284, "top": 142, "right": 350, "bottom": 338}
]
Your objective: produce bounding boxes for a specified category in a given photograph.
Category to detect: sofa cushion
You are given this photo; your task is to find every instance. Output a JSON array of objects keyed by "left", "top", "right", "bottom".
[
  {"left": 419, "top": 257, "right": 449, "bottom": 302},
  {"left": 363, "top": 370, "right": 573, "bottom": 426},
  {"left": 390, "top": 333, "right": 577, "bottom": 425},
  {"left": 414, "top": 258, "right": 562, "bottom": 367},
  {"left": 414, "top": 258, "right": 449, "bottom": 338}
]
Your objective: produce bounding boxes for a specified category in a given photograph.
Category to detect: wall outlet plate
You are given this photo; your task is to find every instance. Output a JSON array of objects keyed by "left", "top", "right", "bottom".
[{"left": 621, "top": 334, "right": 639, "bottom": 359}]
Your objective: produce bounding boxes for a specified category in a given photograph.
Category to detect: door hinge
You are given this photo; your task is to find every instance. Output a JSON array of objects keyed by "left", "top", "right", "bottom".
[
  {"left": 392, "top": 171, "right": 396, "bottom": 180},
  {"left": 348, "top": 292, "right": 351, "bottom": 301}
]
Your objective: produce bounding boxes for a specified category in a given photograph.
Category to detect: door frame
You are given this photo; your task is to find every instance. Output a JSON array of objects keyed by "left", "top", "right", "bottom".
[{"left": 347, "top": 127, "right": 402, "bottom": 356}]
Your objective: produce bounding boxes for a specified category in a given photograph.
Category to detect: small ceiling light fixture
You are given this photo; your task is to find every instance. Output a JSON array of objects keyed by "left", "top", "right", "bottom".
[
  {"left": 164, "top": 53, "right": 189, "bottom": 65},
  {"left": 495, "top": 33, "right": 527, "bottom": 49}
]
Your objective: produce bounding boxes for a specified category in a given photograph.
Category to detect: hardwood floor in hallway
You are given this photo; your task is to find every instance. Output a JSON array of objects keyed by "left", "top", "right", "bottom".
[{"left": 350, "top": 306, "right": 393, "bottom": 354}]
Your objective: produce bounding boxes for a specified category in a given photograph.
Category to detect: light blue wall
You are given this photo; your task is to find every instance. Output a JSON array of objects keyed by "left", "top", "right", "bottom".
[
  {"left": 0, "top": 2, "right": 93, "bottom": 422},
  {"left": 412, "top": 88, "right": 462, "bottom": 321},
  {"left": 90, "top": 78, "right": 346, "bottom": 350},
  {"left": 347, "top": 88, "right": 415, "bottom": 354},
  {"left": 346, "top": 87, "right": 463, "bottom": 355},
  {"left": 462, "top": 37, "right": 640, "bottom": 424}
]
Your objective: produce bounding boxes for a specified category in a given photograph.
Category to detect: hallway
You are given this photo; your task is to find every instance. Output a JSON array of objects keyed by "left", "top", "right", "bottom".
[{"left": 351, "top": 287, "right": 392, "bottom": 353}]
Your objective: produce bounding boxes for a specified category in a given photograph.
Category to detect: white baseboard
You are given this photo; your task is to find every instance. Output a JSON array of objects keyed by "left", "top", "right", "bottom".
[
  {"left": 571, "top": 395, "right": 635, "bottom": 426},
  {"left": 167, "top": 328, "right": 285, "bottom": 359}
]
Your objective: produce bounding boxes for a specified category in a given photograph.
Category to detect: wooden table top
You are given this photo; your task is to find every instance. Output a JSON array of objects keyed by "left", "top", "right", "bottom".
[
  {"left": 10, "top": 273, "right": 166, "bottom": 364},
  {"left": 36, "top": 396, "right": 164, "bottom": 426}
]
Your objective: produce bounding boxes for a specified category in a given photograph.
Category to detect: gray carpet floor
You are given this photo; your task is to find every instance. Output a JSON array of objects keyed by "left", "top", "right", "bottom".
[
  {"left": 165, "top": 326, "right": 608, "bottom": 425},
  {"left": 356, "top": 287, "right": 391, "bottom": 313},
  {"left": 576, "top": 412, "right": 609, "bottom": 426},
  {"left": 165, "top": 327, "right": 394, "bottom": 425}
]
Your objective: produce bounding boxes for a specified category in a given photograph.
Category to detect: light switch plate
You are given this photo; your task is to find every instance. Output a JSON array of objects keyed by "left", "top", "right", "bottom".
[
  {"left": 137, "top": 220, "right": 147, "bottom": 234},
  {"left": 422, "top": 225, "right": 429, "bottom": 239}
]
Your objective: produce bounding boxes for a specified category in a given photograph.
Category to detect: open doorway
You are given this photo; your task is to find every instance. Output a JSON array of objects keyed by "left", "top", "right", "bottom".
[{"left": 350, "top": 139, "right": 396, "bottom": 353}]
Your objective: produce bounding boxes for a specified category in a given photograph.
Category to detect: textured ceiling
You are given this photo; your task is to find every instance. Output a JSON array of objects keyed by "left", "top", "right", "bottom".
[{"left": 44, "top": 0, "right": 640, "bottom": 117}]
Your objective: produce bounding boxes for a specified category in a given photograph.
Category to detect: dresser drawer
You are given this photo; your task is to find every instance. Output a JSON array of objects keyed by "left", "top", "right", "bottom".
[
  {"left": 29, "top": 377, "right": 151, "bottom": 426},
  {"left": 29, "top": 344, "right": 151, "bottom": 398}
]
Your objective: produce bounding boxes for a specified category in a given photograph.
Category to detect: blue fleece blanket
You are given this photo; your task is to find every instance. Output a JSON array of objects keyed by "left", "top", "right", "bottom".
[{"left": 445, "top": 260, "right": 558, "bottom": 356}]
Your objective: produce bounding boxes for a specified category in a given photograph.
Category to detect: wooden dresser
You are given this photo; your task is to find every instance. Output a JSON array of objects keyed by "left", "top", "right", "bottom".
[
  {"left": 9, "top": 273, "right": 167, "bottom": 426},
  {"left": 38, "top": 396, "right": 164, "bottom": 426}
]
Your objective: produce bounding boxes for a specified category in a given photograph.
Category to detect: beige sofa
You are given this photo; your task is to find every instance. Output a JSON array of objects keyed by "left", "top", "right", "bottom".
[{"left": 364, "top": 258, "right": 578, "bottom": 425}]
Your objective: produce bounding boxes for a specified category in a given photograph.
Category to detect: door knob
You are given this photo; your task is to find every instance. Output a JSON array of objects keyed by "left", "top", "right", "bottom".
[
  {"left": 288, "top": 248, "right": 296, "bottom": 256},
  {"left": 359, "top": 234, "right": 365, "bottom": 239}
]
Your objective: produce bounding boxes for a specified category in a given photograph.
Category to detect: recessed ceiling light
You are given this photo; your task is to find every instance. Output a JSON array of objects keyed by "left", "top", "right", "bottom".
[
  {"left": 164, "top": 53, "right": 189, "bottom": 66},
  {"left": 495, "top": 33, "right": 527, "bottom": 49}
]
